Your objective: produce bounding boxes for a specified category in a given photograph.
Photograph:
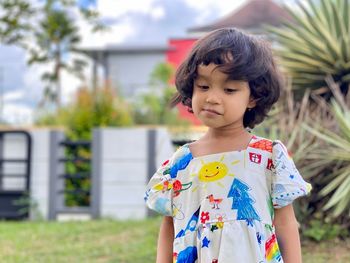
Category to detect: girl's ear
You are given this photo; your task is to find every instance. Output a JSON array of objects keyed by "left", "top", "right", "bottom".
[{"left": 248, "top": 97, "right": 257, "bottom": 109}]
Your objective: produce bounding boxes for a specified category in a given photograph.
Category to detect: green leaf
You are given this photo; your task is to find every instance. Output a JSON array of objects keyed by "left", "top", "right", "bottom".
[
  {"left": 326, "top": 176, "right": 350, "bottom": 206},
  {"left": 320, "top": 167, "right": 349, "bottom": 195},
  {"left": 270, "top": 0, "right": 350, "bottom": 92}
]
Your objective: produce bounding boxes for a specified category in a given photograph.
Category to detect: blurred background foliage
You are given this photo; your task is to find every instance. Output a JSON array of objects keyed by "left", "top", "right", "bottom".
[
  {"left": 35, "top": 86, "right": 134, "bottom": 139},
  {"left": 0, "top": 0, "right": 107, "bottom": 109},
  {"left": 1, "top": 0, "right": 349, "bottom": 244},
  {"left": 35, "top": 62, "right": 187, "bottom": 133},
  {"left": 268, "top": 0, "right": 350, "bottom": 101},
  {"left": 255, "top": 79, "right": 350, "bottom": 241},
  {"left": 260, "top": 0, "right": 350, "bottom": 241},
  {"left": 132, "top": 63, "right": 189, "bottom": 126}
]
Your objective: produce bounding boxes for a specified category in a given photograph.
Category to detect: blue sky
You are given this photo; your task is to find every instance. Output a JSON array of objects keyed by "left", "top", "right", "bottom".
[
  {"left": 0, "top": 0, "right": 295, "bottom": 124},
  {"left": 78, "top": 0, "right": 96, "bottom": 7}
]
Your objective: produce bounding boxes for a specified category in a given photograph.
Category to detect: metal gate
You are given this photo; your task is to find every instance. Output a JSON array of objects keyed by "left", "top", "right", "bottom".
[{"left": 0, "top": 130, "right": 32, "bottom": 219}]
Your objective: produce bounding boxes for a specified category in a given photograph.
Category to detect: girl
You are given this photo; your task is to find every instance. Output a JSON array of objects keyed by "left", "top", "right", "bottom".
[{"left": 144, "top": 28, "right": 311, "bottom": 263}]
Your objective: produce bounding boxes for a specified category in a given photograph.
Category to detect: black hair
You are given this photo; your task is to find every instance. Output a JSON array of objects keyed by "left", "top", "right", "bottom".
[{"left": 171, "top": 28, "right": 282, "bottom": 128}]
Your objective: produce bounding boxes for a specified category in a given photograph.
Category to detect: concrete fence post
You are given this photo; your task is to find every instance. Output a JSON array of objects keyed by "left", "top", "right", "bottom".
[
  {"left": 48, "top": 130, "right": 65, "bottom": 220},
  {"left": 91, "top": 129, "right": 102, "bottom": 219}
]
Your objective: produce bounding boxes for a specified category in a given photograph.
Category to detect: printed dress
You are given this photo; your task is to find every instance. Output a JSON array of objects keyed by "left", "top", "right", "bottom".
[{"left": 144, "top": 135, "right": 312, "bottom": 263}]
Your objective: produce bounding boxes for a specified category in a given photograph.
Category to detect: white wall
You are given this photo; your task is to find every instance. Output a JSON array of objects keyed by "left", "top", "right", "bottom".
[{"left": 98, "top": 127, "right": 174, "bottom": 220}]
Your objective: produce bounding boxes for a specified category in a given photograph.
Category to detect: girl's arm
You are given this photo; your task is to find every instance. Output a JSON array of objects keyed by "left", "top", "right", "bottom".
[
  {"left": 274, "top": 204, "right": 302, "bottom": 263},
  {"left": 156, "top": 216, "right": 174, "bottom": 263}
]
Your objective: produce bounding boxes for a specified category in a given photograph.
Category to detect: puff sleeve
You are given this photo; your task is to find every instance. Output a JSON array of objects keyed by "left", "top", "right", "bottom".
[
  {"left": 144, "top": 146, "right": 193, "bottom": 216},
  {"left": 271, "top": 140, "right": 312, "bottom": 209}
]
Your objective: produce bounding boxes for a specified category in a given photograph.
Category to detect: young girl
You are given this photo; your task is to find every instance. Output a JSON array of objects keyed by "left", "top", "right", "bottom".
[{"left": 144, "top": 28, "right": 311, "bottom": 263}]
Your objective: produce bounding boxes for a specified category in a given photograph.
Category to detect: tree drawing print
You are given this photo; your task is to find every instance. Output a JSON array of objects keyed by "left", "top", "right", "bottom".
[{"left": 227, "top": 178, "right": 260, "bottom": 226}]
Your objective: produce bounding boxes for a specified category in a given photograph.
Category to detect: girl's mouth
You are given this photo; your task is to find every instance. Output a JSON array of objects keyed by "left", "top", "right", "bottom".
[{"left": 203, "top": 108, "right": 221, "bottom": 115}]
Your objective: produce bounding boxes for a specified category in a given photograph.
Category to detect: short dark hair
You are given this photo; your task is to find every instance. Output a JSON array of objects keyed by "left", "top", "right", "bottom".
[{"left": 171, "top": 28, "right": 282, "bottom": 128}]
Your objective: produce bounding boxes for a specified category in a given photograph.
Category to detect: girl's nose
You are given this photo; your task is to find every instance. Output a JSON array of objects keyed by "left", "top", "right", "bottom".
[{"left": 206, "top": 91, "right": 221, "bottom": 104}]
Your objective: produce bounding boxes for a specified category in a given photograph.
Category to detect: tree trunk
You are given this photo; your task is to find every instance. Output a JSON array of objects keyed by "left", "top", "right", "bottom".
[{"left": 55, "top": 45, "right": 61, "bottom": 109}]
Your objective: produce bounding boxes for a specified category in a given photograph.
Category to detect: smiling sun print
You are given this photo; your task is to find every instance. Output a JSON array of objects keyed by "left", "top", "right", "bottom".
[{"left": 191, "top": 155, "right": 240, "bottom": 191}]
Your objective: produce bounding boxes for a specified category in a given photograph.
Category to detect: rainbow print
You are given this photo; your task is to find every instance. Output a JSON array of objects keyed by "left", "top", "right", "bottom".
[{"left": 265, "top": 234, "right": 282, "bottom": 262}]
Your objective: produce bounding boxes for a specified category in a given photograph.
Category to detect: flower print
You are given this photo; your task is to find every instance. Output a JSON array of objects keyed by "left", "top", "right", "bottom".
[
  {"left": 163, "top": 181, "right": 171, "bottom": 191},
  {"left": 153, "top": 179, "right": 171, "bottom": 192},
  {"left": 173, "top": 180, "right": 193, "bottom": 197},
  {"left": 173, "top": 180, "right": 182, "bottom": 192},
  {"left": 201, "top": 211, "right": 210, "bottom": 224},
  {"left": 216, "top": 221, "right": 224, "bottom": 229},
  {"left": 215, "top": 214, "right": 225, "bottom": 229}
]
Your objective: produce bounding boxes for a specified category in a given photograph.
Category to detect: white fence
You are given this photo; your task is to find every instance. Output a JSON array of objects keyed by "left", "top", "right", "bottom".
[{"left": 2, "top": 127, "right": 174, "bottom": 220}]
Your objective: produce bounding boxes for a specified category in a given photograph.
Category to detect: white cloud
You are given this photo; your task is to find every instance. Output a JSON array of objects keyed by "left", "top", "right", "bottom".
[
  {"left": 60, "top": 66, "right": 84, "bottom": 105},
  {"left": 184, "top": 0, "right": 246, "bottom": 24},
  {"left": 79, "top": 0, "right": 246, "bottom": 48},
  {"left": 98, "top": 0, "right": 156, "bottom": 17},
  {"left": 79, "top": 19, "right": 135, "bottom": 47},
  {"left": 3, "top": 90, "right": 24, "bottom": 102},
  {"left": 21, "top": 64, "right": 45, "bottom": 105},
  {"left": 2, "top": 102, "right": 33, "bottom": 125},
  {"left": 3, "top": 62, "right": 46, "bottom": 125},
  {"left": 150, "top": 6, "right": 165, "bottom": 21}
]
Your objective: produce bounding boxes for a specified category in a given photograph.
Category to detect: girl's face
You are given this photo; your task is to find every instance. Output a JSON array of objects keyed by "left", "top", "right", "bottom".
[{"left": 192, "top": 63, "right": 256, "bottom": 129}]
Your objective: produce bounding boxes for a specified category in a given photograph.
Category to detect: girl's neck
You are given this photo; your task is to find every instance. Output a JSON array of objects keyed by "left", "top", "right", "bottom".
[
  {"left": 189, "top": 126, "right": 253, "bottom": 158},
  {"left": 204, "top": 126, "right": 250, "bottom": 141}
]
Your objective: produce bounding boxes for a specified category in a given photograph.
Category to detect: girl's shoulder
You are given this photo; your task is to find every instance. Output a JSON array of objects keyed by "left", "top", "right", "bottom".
[
  {"left": 174, "top": 142, "right": 192, "bottom": 155},
  {"left": 247, "top": 134, "right": 274, "bottom": 153},
  {"left": 249, "top": 136, "right": 298, "bottom": 166},
  {"left": 166, "top": 143, "right": 193, "bottom": 166}
]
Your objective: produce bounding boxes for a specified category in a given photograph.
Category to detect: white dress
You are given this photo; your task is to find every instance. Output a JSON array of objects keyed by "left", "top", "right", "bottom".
[{"left": 144, "top": 135, "right": 312, "bottom": 263}]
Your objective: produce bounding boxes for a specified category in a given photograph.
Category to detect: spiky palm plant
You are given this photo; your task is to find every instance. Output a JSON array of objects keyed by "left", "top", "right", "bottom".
[
  {"left": 268, "top": 0, "right": 350, "bottom": 98},
  {"left": 303, "top": 79, "right": 350, "bottom": 218}
]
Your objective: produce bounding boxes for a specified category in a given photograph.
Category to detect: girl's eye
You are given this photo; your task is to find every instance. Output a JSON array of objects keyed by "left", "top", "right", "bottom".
[
  {"left": 225, "top": 88, "right": 237, "bottom": 93},
  {"left": 197, "top": 85, "right": 209, "bottom": 90}
]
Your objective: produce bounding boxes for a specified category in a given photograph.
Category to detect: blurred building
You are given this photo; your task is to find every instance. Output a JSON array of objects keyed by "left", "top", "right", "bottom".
[
  {"left": 187, "top": 0, "right": 292, "bottom": 36},
  {"left": 78, "top": 44, "right": 171, "bottom": 97},
  {"left": 80, "top": 0, "right": 292, "bottom": 124}
]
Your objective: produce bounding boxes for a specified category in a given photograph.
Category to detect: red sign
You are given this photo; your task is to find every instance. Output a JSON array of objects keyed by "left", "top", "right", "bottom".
[
  {"left": 249, "top": 152, "right": 262, "bottom": 164},
  {"left": 266, "top": 158, "right": 274, "bottom": 170}
]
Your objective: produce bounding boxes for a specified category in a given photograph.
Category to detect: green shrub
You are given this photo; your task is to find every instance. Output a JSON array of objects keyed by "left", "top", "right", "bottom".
[
  {"left": 302, "top": 80, "right": 350, "bottom": 221},
  {"left": 35, "top": 86, "right": 133, "bottom": 206},
  {"left": 36, "top": 86, "right": 133, "bottom": 134},
  {"left": 132, "top": 62, "right": 189, "bottom": 126},
  {"left": 132, "top": 86, "right": 189, "bottom": 126},
  {"left": 254, "top": 81, "right": 350, "bottom": 236},
  {"left": 303, "top": 219, "right": 346, "bottom": 242}
]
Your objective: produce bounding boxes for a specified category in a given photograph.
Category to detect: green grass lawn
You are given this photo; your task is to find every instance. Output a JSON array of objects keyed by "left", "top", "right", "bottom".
[{"left": 0, "top": 217, "right": 349, "bottom": 263}]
